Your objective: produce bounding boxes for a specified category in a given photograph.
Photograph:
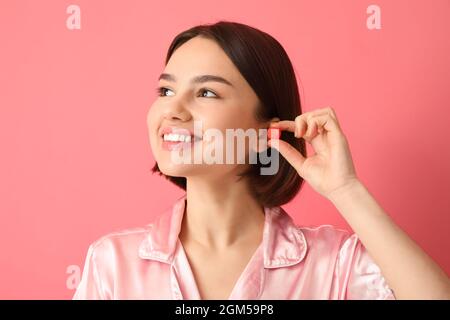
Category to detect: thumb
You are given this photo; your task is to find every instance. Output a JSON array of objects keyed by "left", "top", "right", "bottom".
[{"left": 268, "top": 139, "right": 306, "bottom": 175}]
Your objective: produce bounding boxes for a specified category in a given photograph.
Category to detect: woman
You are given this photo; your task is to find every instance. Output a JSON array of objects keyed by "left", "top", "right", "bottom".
[{"left": 73, "top": 21, "right": 450, "bottom": 300}]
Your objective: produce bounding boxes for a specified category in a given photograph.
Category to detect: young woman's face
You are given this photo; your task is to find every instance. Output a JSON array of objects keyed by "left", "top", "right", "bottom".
[{"left": 147, "top": 36, "right": 266, "bottom": 180}]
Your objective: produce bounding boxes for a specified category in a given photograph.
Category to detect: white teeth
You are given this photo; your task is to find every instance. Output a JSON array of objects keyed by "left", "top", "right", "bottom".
[{"left": 163, "top": 133, "right": 192, "bottom": 142}]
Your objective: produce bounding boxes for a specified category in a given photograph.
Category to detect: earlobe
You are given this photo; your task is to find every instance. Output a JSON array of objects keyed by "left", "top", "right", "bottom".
[
  {"left": 251, "top": 129, "right": 270, "bottom": 153},
  {"left": 270, "top": 117, "right": 280, "bottom": 123}
]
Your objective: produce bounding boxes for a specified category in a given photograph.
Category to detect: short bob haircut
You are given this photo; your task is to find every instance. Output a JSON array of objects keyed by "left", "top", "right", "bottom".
[{"left": 152, "top": 20, "right": 306, "bottom": 208}]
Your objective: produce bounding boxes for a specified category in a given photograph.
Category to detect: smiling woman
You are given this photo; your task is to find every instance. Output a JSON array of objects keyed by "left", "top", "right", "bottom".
[
  {"left": 149, "top": 21, "right": 305, "bottom": 208},
  {"left": 73, "top": 20, "right": 450, "bottom": 300}
]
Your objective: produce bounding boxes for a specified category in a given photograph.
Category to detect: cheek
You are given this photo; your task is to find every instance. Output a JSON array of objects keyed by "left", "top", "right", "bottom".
[
  {"left": 200, "top": 106, "right": 260, "bottom": 153},
  {"left": 203, "top": 112, "right": 260, "bottom": 156},
  {"left": 146, "top": 105, "right": 160, "bottom": 150},
  {"left": 219, "top": 110, "right": 257, "bottom": 132},
  {"left": 205, "top": 105, "right": 251, "bottom": 130},
  {"left": 146, "top": 103, "right": 157, "bottom": 125}
]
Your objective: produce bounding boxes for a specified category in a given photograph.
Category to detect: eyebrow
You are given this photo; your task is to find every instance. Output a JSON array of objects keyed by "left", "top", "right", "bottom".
[{"left": 158, "top": 73, "right": 234, "bottom": 87}]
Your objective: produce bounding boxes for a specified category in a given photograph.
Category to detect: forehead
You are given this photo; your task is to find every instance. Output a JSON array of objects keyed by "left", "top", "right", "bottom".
[{"left": 164, "top": 37, "right": 240, "bottom": 84}]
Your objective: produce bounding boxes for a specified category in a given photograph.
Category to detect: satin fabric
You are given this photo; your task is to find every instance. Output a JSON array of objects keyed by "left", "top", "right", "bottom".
[{"left": 73, "top": 194, "right": 395, "bottom": 300}]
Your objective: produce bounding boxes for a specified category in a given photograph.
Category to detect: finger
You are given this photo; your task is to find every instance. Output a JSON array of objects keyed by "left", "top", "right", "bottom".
[
  {"left": 269, "top": 107, "right": 338, "bottom": 138},
  {"left": 294, "top": 109, "right": 332, "bottom": 138},
  {"left": 268, "top": 139, "right": 306, "bottom": 175},
  {"left": 294, "top": 116, "right": 307, "bottom": 138},
  {"left": 269, "top": 120, "right": 295, "bottom": 133},
  {"left": 270, "top": 119, "right": 308, "bottom": 139},
  {"left": 270, "top": 117, "right": 318, "bottom": 139},
  {"left": 302, "top": 113, "right": 342, "bottom": 142},
  {"left": 325, "top": 106, "right": 338, "bottom": 121},
  {"left": 308, "top": 106, "right": 338, "bottom": 120}
]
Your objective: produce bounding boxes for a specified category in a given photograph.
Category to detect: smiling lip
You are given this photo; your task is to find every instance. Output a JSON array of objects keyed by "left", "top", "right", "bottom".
[
  {"left": 159, "top": 126, "right": 202, "bottom": 151},
  {"left": 159, "top": 126, "right": 194, "bottom": 137}
]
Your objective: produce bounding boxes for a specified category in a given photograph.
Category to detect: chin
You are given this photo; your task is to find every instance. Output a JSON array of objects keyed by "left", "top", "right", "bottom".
[{"left": 157, "top": 161, "right": 197, "bottom": 177}]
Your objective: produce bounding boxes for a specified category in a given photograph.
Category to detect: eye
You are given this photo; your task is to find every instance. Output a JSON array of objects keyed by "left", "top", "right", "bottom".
[
  {"left": 155, "top": 86, "right": 174, "bottom": 97},
  {"left": 198, "top": 88, "right": 218, "bottom": 98},
  {"left": 155, "top": 86, "right": 219, "bottom": 98}
]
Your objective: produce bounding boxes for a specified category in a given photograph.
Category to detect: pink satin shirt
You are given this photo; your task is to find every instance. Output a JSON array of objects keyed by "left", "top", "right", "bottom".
[{"left": 73, "top": 194, "right": 396, "bottom": 300}]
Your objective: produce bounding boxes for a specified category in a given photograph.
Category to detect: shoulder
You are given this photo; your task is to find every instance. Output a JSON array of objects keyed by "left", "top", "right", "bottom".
[
  {"left": 86, "top": 225, "right": 152, "bottom": 260},
  {"left": 294, "top": 226, "right": 394, "bottom": 299},
  {"left": 74, "top": 225, "right": 153, "bottom": 299},
  {"left": 297, "top": 224, "right": 359, "bottom": 255},
  {"left": 299, "top": 224, "right": 354, "bottom": 243}
]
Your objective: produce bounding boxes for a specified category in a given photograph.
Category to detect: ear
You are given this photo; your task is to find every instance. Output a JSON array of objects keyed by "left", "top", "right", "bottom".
[
  {"left": 270, "top": 117, "right": 280, "bottom": 123},
  {"left": 252, "top": 117, "right": 281, "bottom": 153}
]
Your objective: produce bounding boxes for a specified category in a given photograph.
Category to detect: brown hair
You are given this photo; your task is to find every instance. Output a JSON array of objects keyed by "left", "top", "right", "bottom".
[{"left": 152, "top": 20, "right": 306, "bottom": 208}]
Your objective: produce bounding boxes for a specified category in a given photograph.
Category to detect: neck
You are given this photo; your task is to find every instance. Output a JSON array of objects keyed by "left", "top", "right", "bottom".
[{"left": 180, "top": 175, "right": 265, "bottom": 250}]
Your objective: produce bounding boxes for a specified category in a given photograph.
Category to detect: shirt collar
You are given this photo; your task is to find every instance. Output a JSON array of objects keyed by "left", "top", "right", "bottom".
[{"left": 138, "top": 194, "right": 307, "bottom": 268}]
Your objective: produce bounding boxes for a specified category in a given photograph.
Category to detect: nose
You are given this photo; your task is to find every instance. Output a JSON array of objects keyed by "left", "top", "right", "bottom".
[{"left": 162, "top": 100, "right": 191, "bottom": 122}]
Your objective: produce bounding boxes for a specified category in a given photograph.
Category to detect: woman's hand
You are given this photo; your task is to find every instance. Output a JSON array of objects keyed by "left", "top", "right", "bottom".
[
  {"left": 268, "top": 107, "right": 450, "bottom": 299},
  {"left": 268, "top": 107, "right": 359, "bottom": 200}
]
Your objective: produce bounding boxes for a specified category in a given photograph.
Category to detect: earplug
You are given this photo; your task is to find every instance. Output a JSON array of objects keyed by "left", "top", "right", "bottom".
[{"left": 268, "top": 128, "right": 281, "bottom": 140}]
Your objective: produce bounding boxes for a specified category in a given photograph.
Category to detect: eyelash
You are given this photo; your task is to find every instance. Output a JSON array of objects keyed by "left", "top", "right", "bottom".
[{"left": 155, "top": 86, "right": 219, "bottom": 98}]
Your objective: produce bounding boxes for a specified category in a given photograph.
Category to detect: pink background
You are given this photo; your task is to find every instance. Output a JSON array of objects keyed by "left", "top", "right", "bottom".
[{"left": 1, "top": 0, "right": 449, "bottom": 299}]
